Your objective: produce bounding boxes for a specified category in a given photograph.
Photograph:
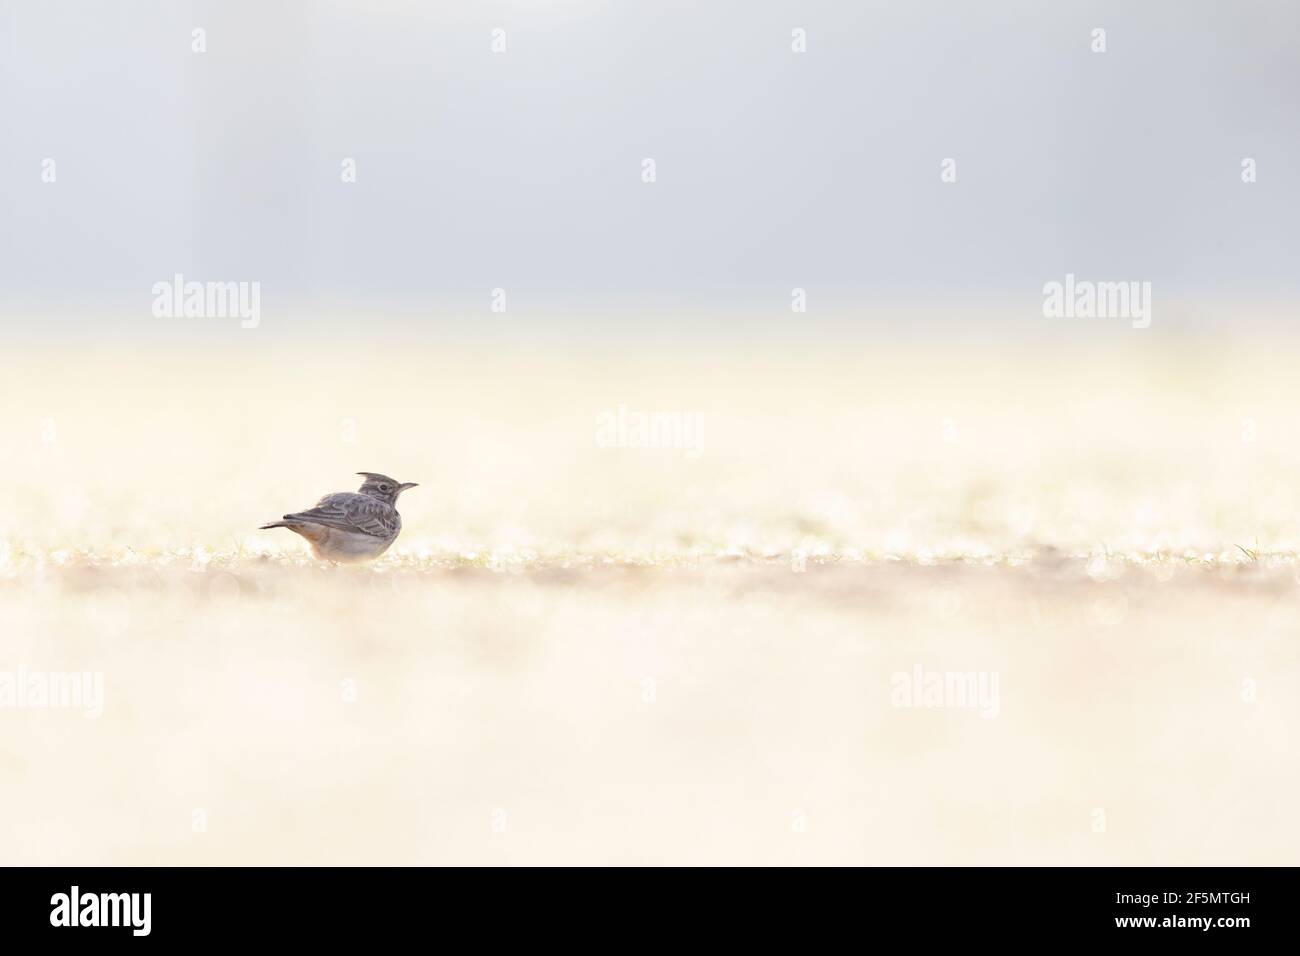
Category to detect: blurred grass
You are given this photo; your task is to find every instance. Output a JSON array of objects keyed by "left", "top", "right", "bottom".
[
  {"left": 3, "top": 342, "right": 1300, "bottom": 863},
  {"left": 2, "top": 556, "right": 1298, "bottom": 864}
]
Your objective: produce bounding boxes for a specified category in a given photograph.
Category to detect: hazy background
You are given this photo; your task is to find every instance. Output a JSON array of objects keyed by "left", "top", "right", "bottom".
[
  {"left": 1, "top": 0, "right": 1297, "bottom": 340},
  {"left": 3, "top": 1, "right": 1299, "bottom": 866}
]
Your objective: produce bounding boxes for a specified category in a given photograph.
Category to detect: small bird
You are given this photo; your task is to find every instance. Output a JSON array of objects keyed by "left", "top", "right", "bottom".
[{"left": 260, "top": 472, "right": 418, "bottom": 562}]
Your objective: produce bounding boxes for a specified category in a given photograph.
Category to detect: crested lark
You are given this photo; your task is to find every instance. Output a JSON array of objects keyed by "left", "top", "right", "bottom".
[{"left": 260, "top": 472, "right": 418, "bottom": 562}]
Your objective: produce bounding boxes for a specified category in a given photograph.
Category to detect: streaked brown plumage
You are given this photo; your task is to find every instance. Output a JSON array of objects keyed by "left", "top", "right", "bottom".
[{"left": 260, "top": 472, "right": 418, "bottom": 561}]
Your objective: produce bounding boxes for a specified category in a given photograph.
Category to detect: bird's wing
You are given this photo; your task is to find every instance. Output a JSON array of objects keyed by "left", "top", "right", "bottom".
[{"left": 285, "top": 493, "right": 398, "bottom": 538}]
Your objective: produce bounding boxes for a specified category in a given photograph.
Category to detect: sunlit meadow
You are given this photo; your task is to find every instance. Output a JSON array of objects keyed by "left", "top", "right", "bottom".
[
  {"left": 4, "top": 0, "right": 1297, "bottom": 869},
  {"left": 3, "top": 340, "right": 1298, "bottom": 864}
]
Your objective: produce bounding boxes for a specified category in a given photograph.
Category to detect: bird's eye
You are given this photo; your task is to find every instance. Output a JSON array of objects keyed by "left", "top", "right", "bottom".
[{"left": 380, "top": 483, "right": 392, "bottom": 492}]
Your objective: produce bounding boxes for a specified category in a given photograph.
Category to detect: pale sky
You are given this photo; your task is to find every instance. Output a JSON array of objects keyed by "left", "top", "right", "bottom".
[{"left": 1, "top": 0, "right": 1296, "bottom": 340}]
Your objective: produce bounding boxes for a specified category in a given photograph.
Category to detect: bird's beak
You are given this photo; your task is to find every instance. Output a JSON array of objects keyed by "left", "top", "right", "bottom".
[{"left": 399, "top": 482, "right": 419, "bottom": 491}]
